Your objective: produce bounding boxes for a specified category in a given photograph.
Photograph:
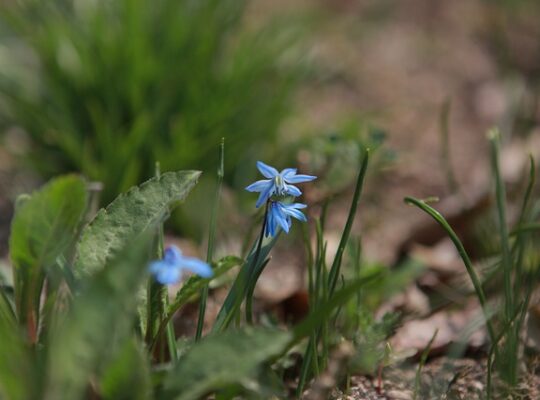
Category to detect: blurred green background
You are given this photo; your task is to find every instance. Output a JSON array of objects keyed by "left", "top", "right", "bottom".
[
  {"left": 0, "top": 0, "right": 305, "bottom": 205},
  {"left": 0, "top": 0, "right": 539, "bottom": 242}
]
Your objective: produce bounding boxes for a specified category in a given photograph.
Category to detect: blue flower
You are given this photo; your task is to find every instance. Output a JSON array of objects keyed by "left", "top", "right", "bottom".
[
  {"left": 265, "top": 201, "right": 307, "bottom": 237},
  {"left": 245, "top": 161, "right": 317, "bottom": 207},
  {"left": 149, "top": 245, "right": 213, "bottom": 285}
]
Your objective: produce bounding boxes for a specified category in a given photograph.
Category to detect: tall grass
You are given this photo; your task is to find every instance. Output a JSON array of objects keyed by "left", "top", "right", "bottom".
[
  {"left": 405, "top": 128, "right": 538, "bottom": 395},
  {"left": 0, "top": 0, "right": 304, "bottom": 204}
]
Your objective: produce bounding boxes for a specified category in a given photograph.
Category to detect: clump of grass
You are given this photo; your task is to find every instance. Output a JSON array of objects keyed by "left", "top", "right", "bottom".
[
  {"left": 0, "top": 0, "right": 304, "bottom": 204},
  {"left": 405, "top": 128, "right": 538, "bottom": 396}
]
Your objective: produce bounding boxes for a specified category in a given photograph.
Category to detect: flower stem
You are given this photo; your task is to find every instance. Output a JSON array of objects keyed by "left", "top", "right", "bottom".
[{"left": 245, "top": 200, "right": 270, "bottom": 324}]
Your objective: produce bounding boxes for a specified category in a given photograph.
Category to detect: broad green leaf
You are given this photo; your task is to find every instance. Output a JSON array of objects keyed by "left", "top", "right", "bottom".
[
  {"left": 9, "top": 175, "right": 87, "bottom": 333},
  {"left": 100, "top": 339, "right": 152, "bottom": 400},
  {"left": 45, "top": 234, "right": 152, "bottom": 400},
  {"left": 0, "top": 291, "right": 34, "bottom": 400},
  {"left": 162, "top": 328, "right": 291, "bottom": 400},
  {"left": 74, "top": 171, "right": 200, "bottom": 278}
]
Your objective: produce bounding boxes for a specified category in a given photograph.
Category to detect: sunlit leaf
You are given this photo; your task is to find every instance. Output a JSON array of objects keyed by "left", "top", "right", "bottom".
[{"left": 75, "top": 171, "right": 200, "bottom": 278}]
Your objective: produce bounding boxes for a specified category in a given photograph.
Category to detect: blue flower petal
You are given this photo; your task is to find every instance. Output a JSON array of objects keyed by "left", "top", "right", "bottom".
[
  {"left": 256, "top": 161, "right": 279, "bottom": 179},
  {"left": 274, "top": 208, "right": 290, "bottom": 233},
  {"left": 266, "top": 209, "right": 275, "bottom": 237},
  {"left": 149, "top": 245, "right": 212, "bottom": 285},
  {"left": 255, "top": 182, "right": 275, "bottom": 208},
  {"left": 247, "top": 162, "right": 316, "bottom": 209},
  {"left": 284, "top": 174, "right": 317, "bottom": 184},
  {"left": 180, "top": 257, "right": 213, "bottom": 278},
  {"left": 270, "top": 202, "right": 289, "bottom": 233},
  {"left": 156, "top": 265, "right": 182, "bottom": 285},
  {"left": 245, "top": 179, "right": 272, "bottom": 192},
  {"left": 283, "top": 207, "right": 307, "bottom": 222},
  {"left": 149, "top": 260, "right": 168, "bottom": 274},
  {"left": 163, "top": 245, "right": 182, "bottom": 264},
  {"left": 284, "top": 184, "right": 302, "bottom": 197},
  {"left": 149, "top": 259, "right": 183, "bottom": 285},
  {"left": 280, "top": 168, "right": 297, "bottom": 177},
  {"left": 290, "top": 203, "right": 308, "bottom": 209}
]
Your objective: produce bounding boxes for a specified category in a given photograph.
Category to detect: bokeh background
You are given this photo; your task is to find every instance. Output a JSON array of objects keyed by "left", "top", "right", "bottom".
[{"left": 0, "top": 0, "right": 539, "bottom": 261}]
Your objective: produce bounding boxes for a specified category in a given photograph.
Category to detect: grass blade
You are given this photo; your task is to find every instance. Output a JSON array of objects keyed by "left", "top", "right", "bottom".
[
  {"left": 404, "top": 196, "right": 495, "bottom": 342},
  {"left": 488, "top": 129, "right": 513, "bottom": 322},
  {"left": 413, "top": 329, "right": 438, "bottom": 400},
  {"left": 196, "top": 138, "right": 225, "bottom": 340},
  {"left": 328, "top": 148, "right": 369, "bottom": 295}
]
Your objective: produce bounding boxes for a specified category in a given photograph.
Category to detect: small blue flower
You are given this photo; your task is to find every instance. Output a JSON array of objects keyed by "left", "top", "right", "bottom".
[
  {"left": 149, "top": 245, "right": 213, "bottom": 285},
  {"left": 245, "top": 161, "right": 317, "bottom": 207},
  {"left": 265, "top": 201, "right": 307, "bottom": 237}
]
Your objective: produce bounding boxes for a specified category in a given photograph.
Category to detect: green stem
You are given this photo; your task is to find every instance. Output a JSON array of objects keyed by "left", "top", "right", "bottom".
[
  {"left": 302, "top": 224, "right": 315, "bottom": 305},
  {"left": 487, "top": 305, "right": 524, "bottom": 399},
  {"left": 245, "top": 259, "right": 270, "bottom": 324},
  {"left": 143, "top": 163, "right": 173, "bottom": 362},
  {"left": 488, "top": 129, "right": 513, "bottom": 323},
  {"left": 245, "top": 200, "right": 270, "bottom": 324},
  {"left": 196, "top": 138, "right": 224, "bottom": 341},
  {"left": 165, "top": 295, "right": 178, "bottom": 362},
  {"left": 439, "top": 98, "right": 459, "bottom": 194},
  {"left": 414, "top": 329, "right": 438, "bottom": 400},
  {"left": 513, "top": 155, "right": 535, "bottom": 293},
  {"left": 510, "top": 222, "right": 540, "bottom": 236}
]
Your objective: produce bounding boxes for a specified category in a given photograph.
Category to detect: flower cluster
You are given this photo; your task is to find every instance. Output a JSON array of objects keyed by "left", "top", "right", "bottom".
[
  {"left": 149, "top": 245, "right": 212, "bottom": 285},
  {"left": 246, "top": 161, "right": 316, "bottom": 237},
  {"left": 148, "top": 161, "right": 315, "bottom": 283}
]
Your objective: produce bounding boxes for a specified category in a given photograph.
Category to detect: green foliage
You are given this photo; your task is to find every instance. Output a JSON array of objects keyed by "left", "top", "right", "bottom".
[
  {"left": 349, "top": 311, "right": 400, "bottom": 375},
  {"left": 0, "top": 0, "right": 303, "bottom": 203},
  {"left": 358, "top": 260, "right": 425, "bottom": 310},
  {"left": 100, "top": 340, "right": 152, "bottom": 400},
  {"left": 5, "top": 117, "right": 536, "bottom": 399},
  {"left": 162, "top": 328, "right": 291, "bottom": 400},
  {"left": 75, "top": 171, "right": 200, "bottom": 278},
  {"left": 45, "top": 234, "right": 153, "bottom": 399},
  {"left": 405, "top": 130, "right": 538, "bottom": 393},
  {"left": 9, "top": 175, "right": 87, "bottom": 337},
  {"left": 2, "top": 169, "right": 209, "bottom": 399},
  {"left": 3, "top": 165, "right": 331, "bottom": 399},
  {"left": 297, "top": 120, "right": 394, "bottom": 196},
  {"left": 0, "top": 290, "right": 34, "bottom": 400},
  {"left": 293, "top": 273, "right": 383, "bottom": 343},
  {"left": 213, "top": 230, "right": 280, "bottom": 333},
  {"left": 169, "top": 256, "right": 242, "bottom": 316},
  {"left": 297, "top": 149, "right": 370, "bottom": 395},
  {"left": 149, "top": 255, "right": 243, "bottom": 350}
]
